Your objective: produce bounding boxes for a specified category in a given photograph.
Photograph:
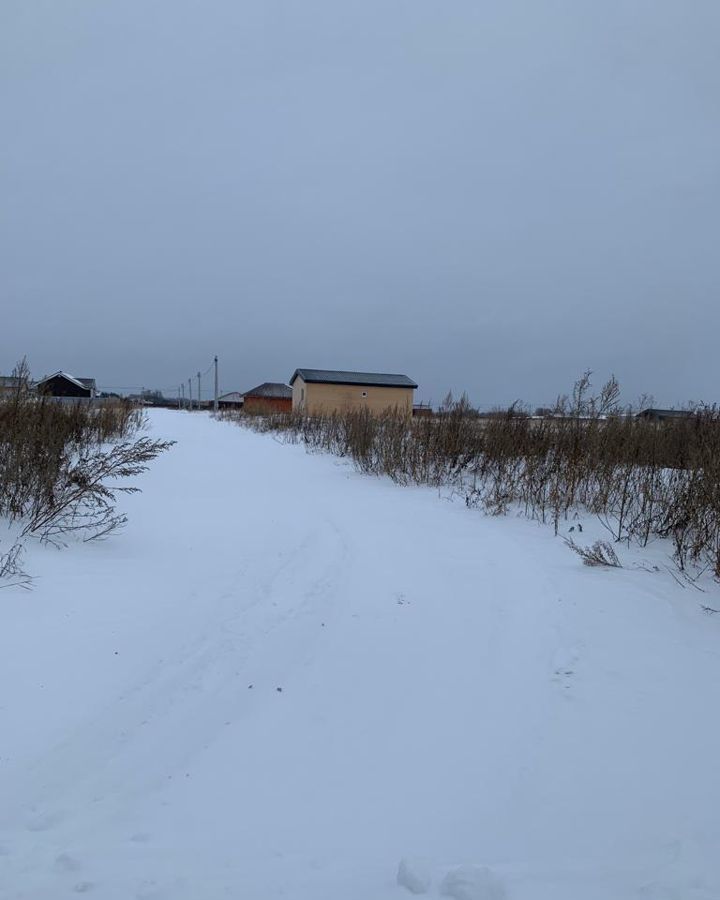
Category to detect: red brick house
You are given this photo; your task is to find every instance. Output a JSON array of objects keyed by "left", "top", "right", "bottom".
[{"left": 242, "top": 382, "right": 292, "bottom": 414}]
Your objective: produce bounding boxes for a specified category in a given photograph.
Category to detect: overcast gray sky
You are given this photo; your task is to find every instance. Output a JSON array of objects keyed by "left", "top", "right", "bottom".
[{"left": 2, "top": 0, "right": 718, "bottom": 407}]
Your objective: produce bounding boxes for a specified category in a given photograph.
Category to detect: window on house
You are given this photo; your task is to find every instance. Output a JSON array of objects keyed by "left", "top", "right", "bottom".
[{"left": 301, "top": 388, "right": 305, "bottom": 402}]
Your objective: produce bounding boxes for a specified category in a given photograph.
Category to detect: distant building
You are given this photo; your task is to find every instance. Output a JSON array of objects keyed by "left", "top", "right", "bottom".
[
  {"left": 124, "top": 389, "right": 171, "bottom": 407},
  {"left": 0, "top": 376, "right": 23, "bottom": 398},
  {"left": 140, "top": 389, "right": 164, "bottom": 403},
  {"left": 636, "top": 408, "right": 697, "bottom": 423},
  {"left": 77, "top": 378, "right": 97, "bottom": 396},
  {"left": 36, "top": 372, "right": 96, "bottom": 399},
  {"left": 413, "top": 403, "right": 433, "bottom": 418},
  {"left": 242, "top": 383, "right": 292, "bottom": 414},
  {"left": 290, "top": 368, "right": 417, "bottom": 416},
  {"left": 217, "top": 392, "right": 245, "bottom": 410}
]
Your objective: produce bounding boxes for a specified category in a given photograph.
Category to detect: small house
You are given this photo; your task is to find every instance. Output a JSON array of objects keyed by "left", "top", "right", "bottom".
[
  {"left": 413, "top": 403, "right": 433, "bottom": 418},
  {"left": 217, "top": 392, "right": 245, "bottom": 410},
  {"left": 36, "top": 372, "right": 96, "bottom": 399},
  {"left": 242, "top": 383, "right": 293, "bottom": 414},
  {"left": 289, "top": 368, "right": 417, "bottom": 416},
  {"left": 0, "top": 376, "right": 23, "bottom": 398}
]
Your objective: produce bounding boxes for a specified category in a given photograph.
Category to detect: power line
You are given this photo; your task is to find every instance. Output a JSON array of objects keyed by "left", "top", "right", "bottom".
[
  {"left": 98, "top": 357, "right": 220, "bottom": 409},
  {"left": 178, "top": 357, "right": 219, "bottom": 409}
]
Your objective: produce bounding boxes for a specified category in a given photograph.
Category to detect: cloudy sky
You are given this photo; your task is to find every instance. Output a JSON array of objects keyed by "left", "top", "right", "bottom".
[{"left": 2, "top": 1, "right": 718, "bottom": 407}]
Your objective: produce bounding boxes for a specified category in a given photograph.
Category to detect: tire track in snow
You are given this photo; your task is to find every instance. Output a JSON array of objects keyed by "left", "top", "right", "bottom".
[{"left": 0, "top": 518, "right": 350, "bottom": 887}]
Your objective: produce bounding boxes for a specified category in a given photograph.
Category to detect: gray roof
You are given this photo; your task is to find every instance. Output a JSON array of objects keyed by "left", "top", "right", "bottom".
[
  {"left": 290, "top": 368, "right": 417, "bottom": 389},
  {"left": 243, "top": 382, "right": 293, "bottom": 399},
  {"left": 218, "top": 392, "right": 245, "bottom": 402},
  {"left": 0, "top": 376, "right": 22, "bottom": 388},
  {"left": 637, "top": 408, "right": 696, "bottom": 419},
  {"left": 77, "top": 378, "right": 96, "bottom": 390}
]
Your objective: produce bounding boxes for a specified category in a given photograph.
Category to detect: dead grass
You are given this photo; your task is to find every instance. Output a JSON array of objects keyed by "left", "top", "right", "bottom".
[
  {"left": 227, "top": 373, "right": 720, "bottom": 579},
  {"left": 0, "top": 360, "right": 173, "bottom": 582}
]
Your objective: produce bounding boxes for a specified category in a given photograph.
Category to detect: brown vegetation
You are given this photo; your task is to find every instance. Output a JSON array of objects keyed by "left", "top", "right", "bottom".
[
  {"left": 228, "top": 373, "right": 720, "bottom": 579},
  {"left": 0, "top": 360, "right": 173, "bottom": 584}
]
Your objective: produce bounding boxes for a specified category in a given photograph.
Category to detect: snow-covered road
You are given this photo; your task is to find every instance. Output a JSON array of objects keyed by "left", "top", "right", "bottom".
[{"left": 1, "top": 410, "right": 719, "bottom": 899}]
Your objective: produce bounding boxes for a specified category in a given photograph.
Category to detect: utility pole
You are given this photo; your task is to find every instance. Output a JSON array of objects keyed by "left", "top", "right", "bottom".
[
  {"left": 213, "top": 355, "right": 219, "bottom": 413},
  {"left": 188, "top": 377, "right": 193, "bottom": 411},
  {"left": 181, "top": 382, "right": 185, "bottom": 409},
  {"left": 178, "top": 385, "right": 182, "bottom": 410},
  {"left": 197, "top": 371, "right": 201, "bottom": 410}
]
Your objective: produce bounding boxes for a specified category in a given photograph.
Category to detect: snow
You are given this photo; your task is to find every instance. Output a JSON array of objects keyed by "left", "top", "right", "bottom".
[
  {"left": 1, "top": 409, "right": 720, "bottom": 899},
  {"left": 440, "top": 866, "right": 506, "bottom": 900},
  {"left": 398, "top": 858, "right": 432, "bottom": 894}
]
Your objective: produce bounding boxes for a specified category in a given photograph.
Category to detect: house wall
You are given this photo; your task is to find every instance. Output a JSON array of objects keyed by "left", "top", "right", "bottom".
[
  {"left": 43, "top": 396, "right": 94, "bottom": 406},
  {"left": 243, "top": 395, "right": 292, "bottom": 414},
  {"left": 292, "top": 376, "right": 414, "bottom": 416},
  {"left": 37, "top": 376, "right": 90, "bottom": 398},
  {"left": 292, "top": 376, "right": 307, "bottom": 411}
]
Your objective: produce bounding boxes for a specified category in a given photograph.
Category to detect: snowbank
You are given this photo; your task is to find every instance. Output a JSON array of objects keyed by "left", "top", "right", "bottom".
[{"left": 440, "top": 865, "right": 506, "bottom": 900}]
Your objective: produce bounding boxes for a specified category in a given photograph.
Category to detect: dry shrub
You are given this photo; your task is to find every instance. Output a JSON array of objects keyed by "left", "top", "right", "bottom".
[
  {"left": 0, "top": 541, "right": 31, "bottom": 589},
  {"left": 564, "top": 537, "right": 622, "bottom": 568},
  {"left": 0, "top": 359, "right": 173, "bottom": 565},
  {"left": 230, "top": 372, "right": 720, "bottom": 579}
]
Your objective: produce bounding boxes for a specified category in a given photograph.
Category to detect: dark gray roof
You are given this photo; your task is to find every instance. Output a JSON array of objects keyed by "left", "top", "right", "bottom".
[
  {"left": 290, "top": 368, "right": 417, "bottom": 389},
  {"left": 0, "top": 376, "right": 21, "bottom": 388},
  {"left": 77, "top": 378, "right": 96, "bottom": 390},
  {"left": 637, "top": 408, "right": 696, "bottom": 419},
  {"left": 243, "top": 382, "right": 293, "bottom": 399}
]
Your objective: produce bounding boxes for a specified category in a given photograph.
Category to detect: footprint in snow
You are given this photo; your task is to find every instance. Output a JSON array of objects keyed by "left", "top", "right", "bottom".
[
  {"left": 54, "top": 853, "right": 82, "bottom": 873},
  {"left": 27, "top": 809, "right": 66, "bottom": 832},
  {"left": 551, "top": 647, "right": 580, "bottom": 692},
  {"left": 129, "top": 832, "right": 151, "bottom": 843}
]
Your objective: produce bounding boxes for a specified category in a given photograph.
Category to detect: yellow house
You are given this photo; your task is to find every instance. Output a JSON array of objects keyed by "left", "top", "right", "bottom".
[{"left": 290, "top": 368, "right": 417, "bottom": 416}]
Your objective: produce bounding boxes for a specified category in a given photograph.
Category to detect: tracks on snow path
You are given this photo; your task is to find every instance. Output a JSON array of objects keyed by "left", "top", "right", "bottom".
[{"left": 1, "top": 411, "right": 719, "bottom": 900}]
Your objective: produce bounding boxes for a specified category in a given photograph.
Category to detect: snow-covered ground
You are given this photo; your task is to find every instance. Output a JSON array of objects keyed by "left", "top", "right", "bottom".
[{"left": 1, "top": 410, "right": 719, "bottom": 900}]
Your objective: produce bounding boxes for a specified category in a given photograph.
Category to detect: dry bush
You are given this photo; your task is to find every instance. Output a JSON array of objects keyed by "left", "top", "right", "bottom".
[
  {"left": 20, "top": 436, "right": 175, "bottom": 545},
  {"left": 0, "top": 360, "right": 173, "bottom": 573},
  {"left": 564, "top": 537, "right": 622, "bottom": 568},
  {"left": 0, "top": 541, "right": 31, "bottom": 589},
  {"left": 230, "top": 373, "right": 720, "bottom": 579}
]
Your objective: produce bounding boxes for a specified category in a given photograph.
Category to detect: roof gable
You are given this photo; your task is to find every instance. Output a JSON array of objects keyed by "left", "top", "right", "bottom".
[
  {"left": 36, "top": 371, "right": 89, "bottom": 391},
  {"left": 290, "top": 368, "right": 417, "bottom": 389}
]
